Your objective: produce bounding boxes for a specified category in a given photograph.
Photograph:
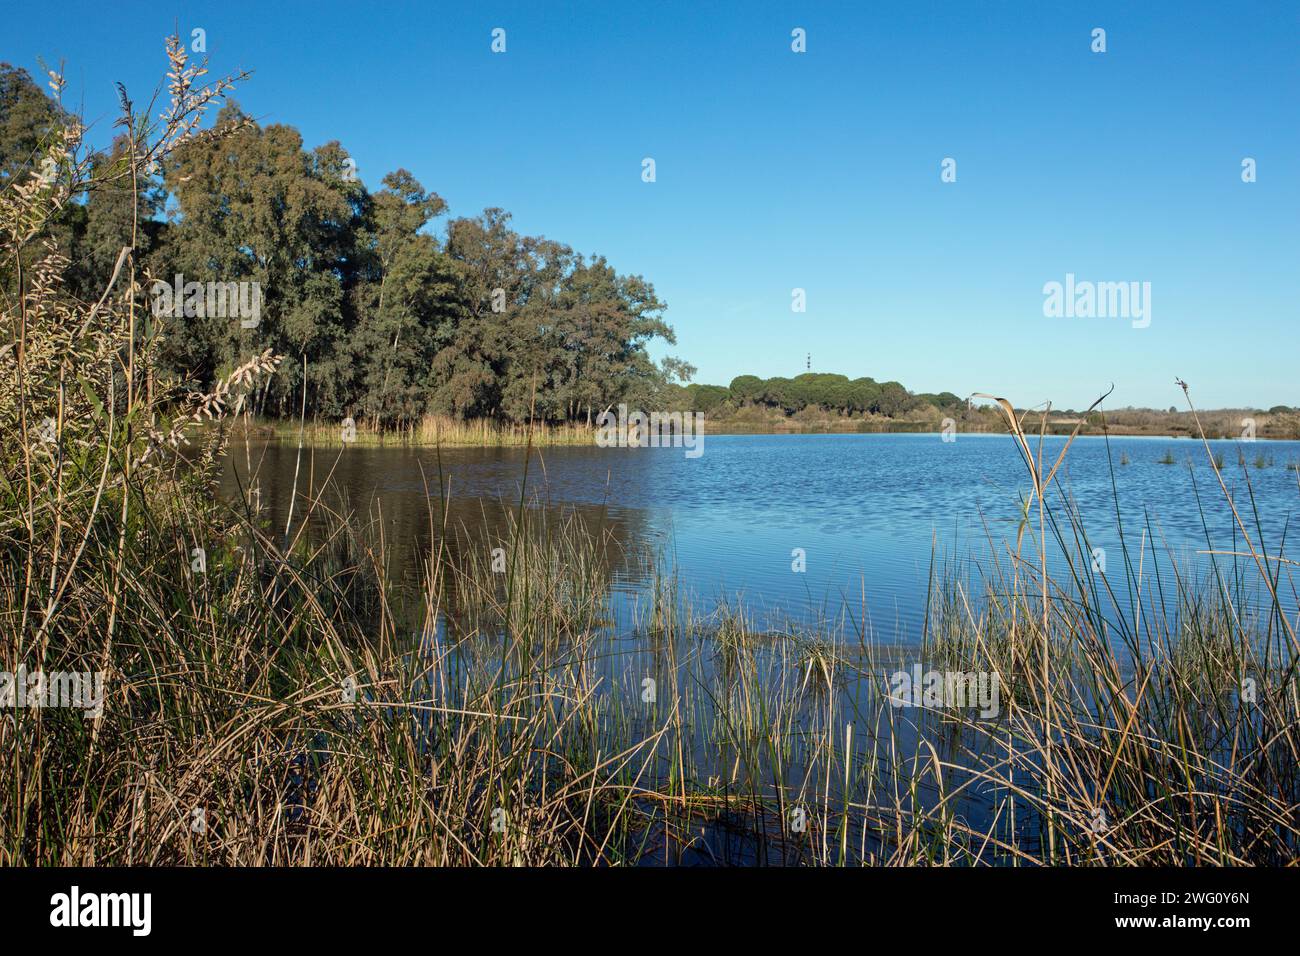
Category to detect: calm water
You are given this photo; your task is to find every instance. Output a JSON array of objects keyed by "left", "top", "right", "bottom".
[
  {"left": 222, "top": 432, "right": 1300, "bottom": 642},
  {"left": 220, "top": 431, "right": 1300, "bottom": 861}
]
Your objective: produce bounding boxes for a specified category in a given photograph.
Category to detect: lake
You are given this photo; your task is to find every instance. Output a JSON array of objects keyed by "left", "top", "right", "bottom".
[{"left": 223, "top": 432, "right": 1300, "bottom": 643}]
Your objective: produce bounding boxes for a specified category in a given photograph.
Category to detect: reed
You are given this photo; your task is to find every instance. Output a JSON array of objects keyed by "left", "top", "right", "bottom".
[{"left": 253, "top": 414, "right": 596, "bottom": 448}]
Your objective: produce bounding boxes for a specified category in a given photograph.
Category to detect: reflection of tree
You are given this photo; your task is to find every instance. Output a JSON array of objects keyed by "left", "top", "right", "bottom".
[
  {"left": 432, "top": 501, "right": 649, "bottom": 640},
  {"left": 221, "top": 442, "right": 656, "bottom": 637}
]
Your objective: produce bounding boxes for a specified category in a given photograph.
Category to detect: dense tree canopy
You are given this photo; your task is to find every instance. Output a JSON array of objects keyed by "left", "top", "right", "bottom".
[
  {"left": 700, "top": 372, "right": 964, "bottom": 418},
  {"left": 1, "top": 64, "right": 965, "bottom": 427},
  {"left": 0, "top": 63, "right": 62, "bottom": 184},
  {"left": 1, "top": 72, "right": 689, "bottom": 426}
]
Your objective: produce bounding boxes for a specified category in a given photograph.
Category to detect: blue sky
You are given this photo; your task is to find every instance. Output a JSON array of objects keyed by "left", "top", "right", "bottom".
[{"left": 6, "top": 1, "right": 1298, "bottom": 408}]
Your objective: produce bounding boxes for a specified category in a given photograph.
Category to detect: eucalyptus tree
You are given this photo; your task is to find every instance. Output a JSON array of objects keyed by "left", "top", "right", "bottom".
[{"left": 160, "top": 102, "right": 355, "bottom": 415}]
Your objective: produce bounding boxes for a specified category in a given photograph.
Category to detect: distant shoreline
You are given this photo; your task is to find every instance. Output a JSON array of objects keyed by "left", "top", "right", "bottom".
[{"left": 226, "top": 412, "right": 1300, "bottom": 448}]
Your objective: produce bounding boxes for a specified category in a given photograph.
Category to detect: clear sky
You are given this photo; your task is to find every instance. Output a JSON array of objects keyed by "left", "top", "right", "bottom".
[{"left": 6, "top": 0, "right": 1298, "bottom": 409}]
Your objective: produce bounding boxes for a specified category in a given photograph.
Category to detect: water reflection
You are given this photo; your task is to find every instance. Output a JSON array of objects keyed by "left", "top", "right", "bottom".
[
  {"left": 219, "top": 434, "right": 1300, "bottom": 863},
  {"left": 222, "top": 433, "right": 1300, "bottom": 642}
]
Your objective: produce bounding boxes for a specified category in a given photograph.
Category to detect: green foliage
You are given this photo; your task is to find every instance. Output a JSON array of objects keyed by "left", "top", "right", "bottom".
[
  {"left": 727, "top": 374, "right": 763, "bottom": 402},
  {"left": 714, "top": 370, "right": 949, "bottom": 419},
  {"left": 0, "top": 62, "right": 63, "bottom": 184},
  {"left": 0, "top": 65, "right": 977, "bottom": 430},
  {"left": 687, "top": 383, "right": 730, "bottom": 413},
  {"left": 1, "top": 80, "right": 687, "bottom": 427},
  {"left": 914, "top": 391, "right": 964, "bottom": 412},
  {"left": 0, "top": 63, "right": 87, "bottom": 298}
]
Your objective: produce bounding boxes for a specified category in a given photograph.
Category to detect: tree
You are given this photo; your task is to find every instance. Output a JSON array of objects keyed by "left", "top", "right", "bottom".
[
  {"left": 160, "top": 103, "right": 356, "bottom": 415},
  {"left": 688, "top": 384, "right": 730, "bottom": 413},
  {"left": 915, "top": 391, "right": 963, "bottom": 412},
  {"left": 71, "top": 135, "right": 164, "bottom": 301},
  {"left": 875, "top": 381, "right": 914, "bottom": 416},
  {"left": 728, "top": 375, "right": 763, "bottom": 403},
  {"left": 0, "top": 63, "right": 64, "bottom": 184},
  {"left": 4, "top": 74, "right": 689, "bottom": 428},
  {"left": 0, "top": 64, "right": 85, "bottom": 299},
  {"left": 846, "top": 378, "right": 881, "bottom": 413},
  {"left": 347, "top": 170, "right": 456, "bottom": 426}
]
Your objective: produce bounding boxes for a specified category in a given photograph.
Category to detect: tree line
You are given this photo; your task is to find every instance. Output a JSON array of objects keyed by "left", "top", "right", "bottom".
[
  {"left": 1, "top": 63, "right": 691, "bottom": 426},
  {"left": 680, "top": 373, "right": 966, "bottom": 418},
  {"left": 2, "top": 62, "right": 968, "bottom": 428}
]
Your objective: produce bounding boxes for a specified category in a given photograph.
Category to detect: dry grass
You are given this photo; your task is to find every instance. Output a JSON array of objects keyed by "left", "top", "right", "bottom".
[{"left": 243, "top": 415, "right": 596, "bottom": 448}]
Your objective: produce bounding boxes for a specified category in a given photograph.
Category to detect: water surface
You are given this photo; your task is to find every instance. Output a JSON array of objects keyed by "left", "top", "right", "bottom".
[{"left": 223, "top": 432, "right": 1300, "bottom": 641}]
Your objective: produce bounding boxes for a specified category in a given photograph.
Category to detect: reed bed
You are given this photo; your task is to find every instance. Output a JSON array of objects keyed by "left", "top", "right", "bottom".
[
  {"left": 4, "top": 381, "right": 1298, "bottom": 864},
  {"left": 252, "top": 415, "right": 596, "bottom": 448}
]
